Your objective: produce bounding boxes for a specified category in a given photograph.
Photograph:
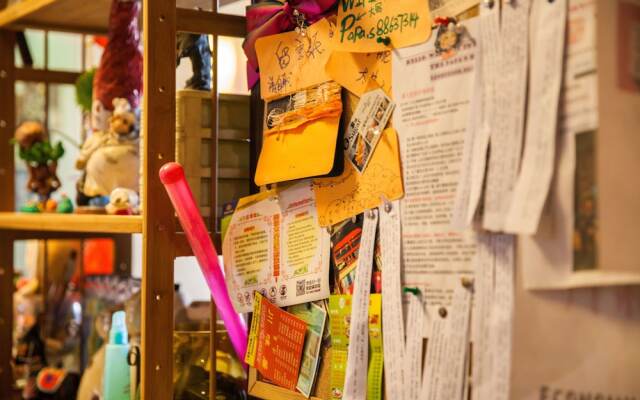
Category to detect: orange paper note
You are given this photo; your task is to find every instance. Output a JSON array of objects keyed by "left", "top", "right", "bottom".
[
  {"left": 256, "top": 18, "right": 333, "bottom": 99},
  {"left": 332, "top": 0, "right": 432, "bottom": 53},
  {"left": 325, "top": 50, "right": 392, "bottom": 96},
  {"left": 313, "top": 127, "right": 404, "bottom": 226},
  {"left": 245, "top": 292, "right": 307, "bottom": 391}
]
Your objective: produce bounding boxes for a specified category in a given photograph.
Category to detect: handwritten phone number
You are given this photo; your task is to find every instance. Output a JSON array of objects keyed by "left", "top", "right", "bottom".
[{"left": 339, "top": 12, "right": 420, "bottom": 43}]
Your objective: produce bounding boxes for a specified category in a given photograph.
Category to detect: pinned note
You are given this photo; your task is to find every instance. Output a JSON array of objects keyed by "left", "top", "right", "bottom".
[
  {"left": 256, "top": 18, "right": 333, "bottom": 99},
  {"left": 333, "top": 0, "right": 432, "bottom": 53},
  {"left": 313, "top": 127, "right": 404, "bottom": 226},
  {"left": 325, "top": 50, "right": 392, "bottom": 96}
]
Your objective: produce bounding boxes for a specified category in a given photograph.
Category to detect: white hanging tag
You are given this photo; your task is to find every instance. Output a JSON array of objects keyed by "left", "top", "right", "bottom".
[
  {"left": 343, "top": 209, "right": 379, "bottom": 400},
  {"left": 379, "top": 200, "right": 405, "bottom": 400}
]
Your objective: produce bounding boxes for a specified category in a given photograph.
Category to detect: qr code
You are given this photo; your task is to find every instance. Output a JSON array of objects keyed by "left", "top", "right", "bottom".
[{"left": 296, "top": 280, "right": 306, "bottom": 296}]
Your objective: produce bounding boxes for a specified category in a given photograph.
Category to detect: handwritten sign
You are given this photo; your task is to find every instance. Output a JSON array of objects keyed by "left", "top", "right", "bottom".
[
  {"left": 326, "top": 50, "right": 392, "bottom": 96},
  {"left": 313, "top": 127, "right": 404, "bottom": 226},
  {"left": 256, "top": 18, "right": 333, "bottom": 99},
  {"left": 333, "top": 0, "right": 431, "bottom": 53}
]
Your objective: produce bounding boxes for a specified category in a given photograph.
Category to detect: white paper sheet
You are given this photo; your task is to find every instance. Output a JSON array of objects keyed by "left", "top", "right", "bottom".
[
  {"left": 405, "top": 293, "right": 425, "bottom": 400},
  {"left": 379, "top": 200, "right": 406, "bottom": 400},
  {"left": 504, "top": 0, "right": 568, "bottom": 234},
  {"left": 421, "top": 282, "right": 472, "bottom": 400},
  {"left": 222, "top": 182, "right": 331, "bottom": 313},
  {"left": 451, "top": 36, "right": 487, "bottom": 229},
  {"left": 482, "top": 0, "right": 531, "bottom": 231},
  {"left": 393, "top": 17, "right": 479, "bottom": 335},
  {"left": 472, "top": 233, "right": 516, "bottom": 400},
  {"left": 343, "top": 209, "right": 378, "bottom": 400}
]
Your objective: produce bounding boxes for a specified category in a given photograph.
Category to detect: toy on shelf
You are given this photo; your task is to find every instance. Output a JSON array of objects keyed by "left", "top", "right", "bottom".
[
  {"left": 176, "top": 33, "right": 212, "bottom": 91},
  {"left": 76, "top": 98, "right": 140, "bottom": 210},
  {"left": 91, "top": 0, "right": 142, "bottom": 133},
  {"left": 56, "top": 194, "right": 74, "bottom": 213},
  {"left": 13, "top": 121, "right": 64, "bottom": 207},
  {"left": 76, "top": 0, "right": 142, "bottom": 207},
  {"left": 105, "top": 187, "right": 139, "bottom": 215}
]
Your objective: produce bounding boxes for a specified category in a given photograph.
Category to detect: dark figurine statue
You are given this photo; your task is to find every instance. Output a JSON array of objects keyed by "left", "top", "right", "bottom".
[{"left": 176, "top": 33, "right": 212, "bottom": 91}]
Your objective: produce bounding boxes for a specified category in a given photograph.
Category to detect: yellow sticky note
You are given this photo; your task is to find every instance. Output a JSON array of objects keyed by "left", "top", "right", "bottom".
[
  {"left": 313, "top": 127, "right": 404, "bottom": 226},
  {"left": 333, "top": 0, "right": 431, "bottom": 53},
  {"left": 325, "top": 50, "right": 392, "bottom": 96},
  {"left": 256, "top": 18, "right": 333, "bottom": 99}
]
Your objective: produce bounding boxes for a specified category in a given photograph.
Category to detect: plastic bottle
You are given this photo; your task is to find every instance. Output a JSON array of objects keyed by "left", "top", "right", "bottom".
[{"left": 103, "top": 311, "right": 131, "bottom": 400}]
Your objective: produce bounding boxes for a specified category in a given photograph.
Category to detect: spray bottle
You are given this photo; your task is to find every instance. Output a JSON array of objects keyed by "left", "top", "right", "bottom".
[{"left": 103, "top": 310, "right": 130, "bottom": 400}]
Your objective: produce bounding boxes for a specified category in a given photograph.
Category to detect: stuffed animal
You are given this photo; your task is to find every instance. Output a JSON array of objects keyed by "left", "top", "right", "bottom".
[
  {"left": 91, "top": 0, "right": 142, "bottom": 132},
  {"left": 106, "top": 187, "right": 139, "bottom": 215},
  {"left": 76, "top": 98, "right": 140, "bottom": 199}
]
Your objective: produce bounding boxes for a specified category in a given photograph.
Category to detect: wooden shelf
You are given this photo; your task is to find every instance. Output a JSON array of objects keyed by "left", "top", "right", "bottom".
[
  {"left": 0, "top": 0, "right": 111, "bottom": 33},
  {"left": 0, "top": 212, "right": 142, "bottom": 234}
]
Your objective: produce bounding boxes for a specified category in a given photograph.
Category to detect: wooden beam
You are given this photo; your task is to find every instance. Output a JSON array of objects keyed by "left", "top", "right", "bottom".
[
  {"left": 0, "top": 29, "right": 15, "bottom": 400},
  {"left": 176, "top": 8, "right": 245, "bottom": 37},
  {"left": 15, "top": 67, "right": 81, "bottom": 84},
  {"left": 9, "top": 20, "right": 108, "bottom": 35},
  {"left": 141, "top": 0, "right": 176, "bottom": 399},
  {"left": 209, "top": 33, "right": 219, "bottom": 399}
]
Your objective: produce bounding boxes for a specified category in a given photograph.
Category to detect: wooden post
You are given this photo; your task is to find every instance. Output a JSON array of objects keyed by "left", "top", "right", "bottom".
[
  {"left": 141, "top": 0, "right": 177, "bottom": 398},
  {"left": 0, "top": 29, "right": 15, "bottom": 399},
  {"left": 209, "top": 27, "right": 219, "bottom": 400}
]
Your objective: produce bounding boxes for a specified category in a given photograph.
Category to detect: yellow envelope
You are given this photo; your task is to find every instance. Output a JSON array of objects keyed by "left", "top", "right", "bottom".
[
  {"left": 256, "top": 18, "right": 333, "bottom": 100},
  {"left": 325, "top": 50, "right": 392, "bottom": 96},
  {"left": 255, "top": 115, "right": 342, "bottom": 187},
  {"left": 313, "top": 126, "right": 404, "bottom": 226},
  {"left": 332, "top": 0, "right": 432, "bottom": 53}
]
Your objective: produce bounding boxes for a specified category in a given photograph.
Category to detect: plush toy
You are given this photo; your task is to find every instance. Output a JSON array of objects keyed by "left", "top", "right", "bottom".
[
  {"left": 76, "top": 98, "right": 140, "bottom": 200},
  {"left": 91, "top": 0, "right": 142, "bottom": 132},
  {"left": 105, "top": 187, "right": 139, "bottom": 215},
  {"left": 176, "top": 33, "right": 212, "bottom": 91},
  {"left": 13, "top": 121, "right": 64, "bottom": 203}
]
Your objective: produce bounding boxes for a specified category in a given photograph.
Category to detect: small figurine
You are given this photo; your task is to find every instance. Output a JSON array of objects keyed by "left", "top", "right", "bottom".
[
  {"left": 92, "top": 0, "right": 143, "bottom": 132},
  {"left": 13, "top": 121, "right": 64, "bottom": 205},
  {"left": 176, "top": 33, "right": 212, "bottom": 91},
  {"left": 44, "top": 198, "right": 58, "bottom": 213},
  {"left": 106, "top": 187, "right": 139, "bottom": 215},
  {"left": 56, "top": 194, "right": 74, "bottom": 213},
  {"left": 76, "top": 98, "right": 140, "bottom": 202}
]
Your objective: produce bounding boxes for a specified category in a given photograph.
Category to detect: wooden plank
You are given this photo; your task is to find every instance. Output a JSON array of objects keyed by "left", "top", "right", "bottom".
[
  {"left": 209, "top": 33, "right": 219, "bottom": 398},
  {"left": 0, "top": 0, "right": 110, "bottom": 34},
  {"left": 176, "top": 8, "right": 245, "bottom": 37},
  {"left": 0, "top": 0, "right": 56, "bottom": 28},
  {"left": 0, "top": 29, "right": 15, "bottom": 400},
  {"left": 15, "top": 67, "right": 80, "bottom": 84},
  {"left": 141, "top": 0, "right": 176, "bottom": 398},
  {"left": 0, "top": 213, "right": 142, "bottom": 233}
]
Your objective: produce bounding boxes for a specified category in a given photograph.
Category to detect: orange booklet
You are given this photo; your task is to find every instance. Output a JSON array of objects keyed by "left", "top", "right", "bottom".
[{"left": 245, "top": 292, "right": 307, "bottom": 391}]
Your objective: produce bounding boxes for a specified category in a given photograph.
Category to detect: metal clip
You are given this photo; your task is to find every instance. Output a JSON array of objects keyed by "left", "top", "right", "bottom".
[
  {"left": 380, "top": 194, "right": 392, "bottom": 213},
  {"left": 483, "top": 0, "right": 495, "bottom": 8},
  {"left": 461, "top": 277, "right": 474, "bottom": 291},
  {"left": 403, "top": 287, "right": 421, "bottom": 296},
  {"left": 438, "top": 307, "right": 448, "bottom": 318},
  {"left": 293, "top": 9, "right": 307, "bottom": 37},
  {"left": 367, "top": 208, "right": 376, "bottom": 219}
]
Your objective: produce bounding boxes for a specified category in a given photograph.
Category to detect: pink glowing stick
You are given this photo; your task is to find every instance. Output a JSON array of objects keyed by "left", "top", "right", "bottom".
[{"left": 159, "top": 162, "right": 247, "bottom": 364}]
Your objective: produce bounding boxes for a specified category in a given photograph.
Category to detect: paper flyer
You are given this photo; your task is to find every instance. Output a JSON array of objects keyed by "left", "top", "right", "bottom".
[
  {"left": 289, "top": 302, "right": 328, "bottom": 398},
  {"left": 222, "top": 181, "right": 331, "bottom": 313},
  {"left": 328, "top": 294, "right": 383, "bottom": 400},
  {"left": 245, "top": 292, "right": 307, "bottom": 391}
]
